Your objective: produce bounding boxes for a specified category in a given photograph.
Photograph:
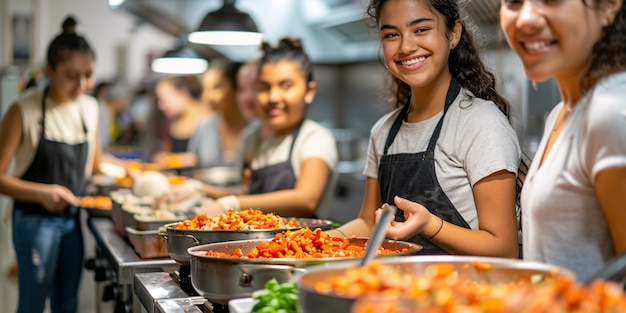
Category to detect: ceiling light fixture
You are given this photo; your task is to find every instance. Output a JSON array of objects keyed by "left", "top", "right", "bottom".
[
  {"left": 151, "top": 43, "right": 208, "bottom": 75},
  {"left": 187, "top": 0, "right": 264, "bottom": 46}
]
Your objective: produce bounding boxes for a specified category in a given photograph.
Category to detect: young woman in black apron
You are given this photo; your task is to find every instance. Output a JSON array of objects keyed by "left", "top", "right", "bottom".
[
  {"left": 0, "top": 16, "right": 100, "bottom": 313},
  {"left": 196, "top": 38, "right": 338, "bottom": 218},
  {"left": 331, "top": 0, "right": 521, "bottom": 258}
]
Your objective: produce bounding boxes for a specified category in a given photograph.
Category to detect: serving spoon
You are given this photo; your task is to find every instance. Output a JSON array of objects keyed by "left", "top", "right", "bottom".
[{"left": 359, "top": 203, "right": 397, "bottom": 267}]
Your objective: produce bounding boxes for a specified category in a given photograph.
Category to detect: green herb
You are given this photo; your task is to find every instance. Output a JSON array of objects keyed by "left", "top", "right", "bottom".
[{"left": 251, "top": 278, "right": 299, "bottom": 313}]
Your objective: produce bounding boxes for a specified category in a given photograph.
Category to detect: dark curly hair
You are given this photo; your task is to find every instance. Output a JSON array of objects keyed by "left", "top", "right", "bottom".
[
  {"left": 259, "top": 38, "right": 314, "bottom": 84},
  {"left": 47, "top": 15, "right": 95, "bottom": 69},
  {"left": 366, "top": 0, "right": 510, "bottom": 119},
  {"left": 582, "top": 0, "right": 626, "bottom": 92}
]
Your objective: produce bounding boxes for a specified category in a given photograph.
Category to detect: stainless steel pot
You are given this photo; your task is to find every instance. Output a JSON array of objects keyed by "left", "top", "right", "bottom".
[
  {"left": 296, "top": 255, "right": 573, "bottom": 313},
  {"left": 187, "top": 238, "right": 422, "bottom": 304},
  {"left": 161, "top": 218, "right": 334, "bottom": 265}
]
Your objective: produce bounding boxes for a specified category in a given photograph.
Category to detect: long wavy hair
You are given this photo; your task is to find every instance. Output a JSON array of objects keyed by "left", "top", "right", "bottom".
[
  {"left": 582, "top": 0, "right": 626, "bottom": 91},
  {"left": 366, "top": 0, "right": 510, "bottom": 119}
]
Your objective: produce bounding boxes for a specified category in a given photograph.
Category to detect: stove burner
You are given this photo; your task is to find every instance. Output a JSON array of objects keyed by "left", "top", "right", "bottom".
[{"left": 171, "top": 265, "right": 198, "bottom": 296}]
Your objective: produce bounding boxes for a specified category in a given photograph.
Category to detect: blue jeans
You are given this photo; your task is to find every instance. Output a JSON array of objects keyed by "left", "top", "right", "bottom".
[{"left": 12, "top": 208, "right": 84, "bottom": 313}]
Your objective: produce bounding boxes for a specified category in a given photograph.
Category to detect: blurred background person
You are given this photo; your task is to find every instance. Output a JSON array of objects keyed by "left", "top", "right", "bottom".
[
  {"left": 151, "top": 75, "right": 209, "bottom": 169},
  {"left": 0, "top": 15, "right": 101, "bottom": 313},
  {"left": 187, "top": 59, "right": 247, "bottom": 169},
  {"left": 194, "top": 38, "right": 338, "bottom": 218}
]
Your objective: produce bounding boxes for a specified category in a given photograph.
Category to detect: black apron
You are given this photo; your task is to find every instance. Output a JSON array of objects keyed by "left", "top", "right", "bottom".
[
  {"left": 248, "top": 121, "right": 304, "bottom": 194},
  {"left": 171, "top": 137, "right": 190, "bottom": 153},
  {"left": 378, "top": 78, "right": 471, "bottom": 255},
  {"left": 14, "top": 88, "right": 89, "bottom": 215}
]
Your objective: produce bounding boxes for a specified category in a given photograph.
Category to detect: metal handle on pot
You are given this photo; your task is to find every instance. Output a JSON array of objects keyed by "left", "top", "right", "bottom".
[
  {"left": 239, "top": 263, "right": 306, "bottom": 287},
  {"left": 158, "top": 231, "right": 200, "bottom": 246}
]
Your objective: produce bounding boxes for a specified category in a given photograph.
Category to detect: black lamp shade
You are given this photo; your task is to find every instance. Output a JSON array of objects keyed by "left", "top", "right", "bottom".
[{"left": 188, "top": 2, "right": 264, "bottom": 46}]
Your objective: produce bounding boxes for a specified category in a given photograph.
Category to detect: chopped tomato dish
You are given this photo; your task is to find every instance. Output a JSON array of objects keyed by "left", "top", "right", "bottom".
[
  {"left": 316, "top": 262, "right": 626, "bottom": 312},
  {"left": 204, "top": 228, "right": 408, "bottom": 259},
  {"left": 174, "top": 208, "right": 300, "bottom": 230}
]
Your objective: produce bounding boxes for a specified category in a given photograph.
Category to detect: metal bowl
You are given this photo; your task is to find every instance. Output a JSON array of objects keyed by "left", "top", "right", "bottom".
[
  {"left": 161, "top": 218, "right": 334, "bottom": 265},
  {"left": 187, "top": 238, "right": 421, "bottom": 304},
  {"left": 296, "top": 255, "right": 573, "bottom": 313}
]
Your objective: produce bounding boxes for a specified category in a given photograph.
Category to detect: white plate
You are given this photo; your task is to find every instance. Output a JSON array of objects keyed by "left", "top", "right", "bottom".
[{"left": 228, "top": 297, "right": 258, "bottom": 313}]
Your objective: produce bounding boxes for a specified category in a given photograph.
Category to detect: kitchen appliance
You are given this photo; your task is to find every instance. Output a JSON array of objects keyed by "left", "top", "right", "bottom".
[{"left": 187, "top": 237, "right": 421, "bottom": 304}]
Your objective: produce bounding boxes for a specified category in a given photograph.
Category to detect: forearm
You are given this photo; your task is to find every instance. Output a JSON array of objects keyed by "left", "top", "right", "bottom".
[
  {"left": 202, "top": 184, "right": 243, "bottom": 199},
  {"left": 330, "top": 218, "right": 374, "bottom": 238},
  {"left": 0, "top": 174, "right": 48, "bottom": 204},
  {"left": 429, "top": 217, "right": 519, "bottom": 258}
]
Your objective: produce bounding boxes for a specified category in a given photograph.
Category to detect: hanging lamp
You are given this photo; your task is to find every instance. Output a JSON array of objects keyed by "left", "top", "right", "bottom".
[
  {"left": 151, "top": 42, "right": 209, "bottom": 75},
  {"left": 187, "top": 0, "right": 264, "bottom": 46}
]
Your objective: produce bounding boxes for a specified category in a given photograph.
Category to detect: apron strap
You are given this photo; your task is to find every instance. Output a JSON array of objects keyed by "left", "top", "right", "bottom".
[
  {"left": 383, "top": 99, "right": 412, "bottom": 155},
  {"left": 383, "top": 77, "right": 461, "bottom": 155},
  {"left": 287, "top": 119, "right": 305, "bottom": 160},
  {"left": 426, "top": 77, "right": 460, "bottom": 151}
]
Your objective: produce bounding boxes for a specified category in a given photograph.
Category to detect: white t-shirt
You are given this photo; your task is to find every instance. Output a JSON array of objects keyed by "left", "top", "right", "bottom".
[
  {"left": 13, "top": 88, "right": 99, "bottom": 178},
  {"left": 249, "top": 119, "right": 338, "bottom": 218},
  {"left": 364, "top": 89, "right": 521, "bottom": 229},
  {"left": 521, "top": 72, "right": 626, "bottom": 282}
]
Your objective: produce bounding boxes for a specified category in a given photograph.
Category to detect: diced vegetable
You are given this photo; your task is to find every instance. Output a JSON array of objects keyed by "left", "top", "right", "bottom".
[{"left": 251, "top": 278, "right": 299, "bottom": 313}]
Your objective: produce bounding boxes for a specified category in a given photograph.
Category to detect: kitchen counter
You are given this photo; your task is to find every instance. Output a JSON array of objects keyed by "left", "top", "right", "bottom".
[{"left": 88, "top": 217, "right": 180, "bottom": 312}]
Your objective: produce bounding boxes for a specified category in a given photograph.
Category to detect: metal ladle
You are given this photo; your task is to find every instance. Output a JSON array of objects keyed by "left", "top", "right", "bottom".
[{"left": 359, "top": 203, "right": 397, "bottom": 266}]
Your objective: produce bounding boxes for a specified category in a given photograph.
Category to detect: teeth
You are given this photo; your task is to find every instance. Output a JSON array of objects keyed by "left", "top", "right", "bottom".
[
  {"left": 525, "top": 41, "right": 550, "bottom": 50},
  {"left": 401, "top": 56, "right": 426, "bottom": 66}
]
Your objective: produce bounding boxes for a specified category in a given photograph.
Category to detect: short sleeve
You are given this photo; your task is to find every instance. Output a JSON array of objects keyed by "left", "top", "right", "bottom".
[
  {"left": 296, "top": 122, "right": 338, "bottom": 173},
  {"left": 457, "top": 102, "right": 521, "bottom": 186},
  {"left": 584, "top": 80, "right": 626, "bottom": 180}
]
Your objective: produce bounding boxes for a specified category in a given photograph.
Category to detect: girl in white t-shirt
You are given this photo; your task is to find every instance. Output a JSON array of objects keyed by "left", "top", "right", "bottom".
[
  {"left": 501, "top": 0, "right": 626, "bottom": 281},
  {"left": 194, "top": 39, "right": 338, "bottom": 218},
  {"left": 330, "top": 0, "right": 521, "bottom": 257}
]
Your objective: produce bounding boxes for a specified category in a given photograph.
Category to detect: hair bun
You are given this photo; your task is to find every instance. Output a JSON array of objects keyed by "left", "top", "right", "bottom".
[
  {"left": 279, "top": 38, "right": 304, "bottom": 52},
  {"left": 61, "top": 15, "right": 78, "bottom": 34}
]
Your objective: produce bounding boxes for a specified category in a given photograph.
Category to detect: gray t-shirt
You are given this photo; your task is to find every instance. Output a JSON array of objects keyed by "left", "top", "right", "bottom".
[
  {"left": 187, "top": 116, "right": 233, "bottom": 169},
  {"left": 364, "top": 89, "right": 521, "bottom": 229},
  {"left": 521, "top": 72, "right": 626, "bottom": 282}
]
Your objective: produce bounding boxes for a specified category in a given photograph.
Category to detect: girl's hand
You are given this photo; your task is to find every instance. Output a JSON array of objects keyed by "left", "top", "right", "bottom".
[
  {"left": 380, "top": 196, "right": 433, "bottom": 241},
  {"left": 193, "top": 201, "right": 226, "bottom": 217},
  {"left": 41, "top": 184, "right": 77, "bottom": 213}
]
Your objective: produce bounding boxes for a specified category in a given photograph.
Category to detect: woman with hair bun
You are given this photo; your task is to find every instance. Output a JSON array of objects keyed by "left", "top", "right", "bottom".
[
  {"left": 195, "top": 38, "right": 338, "bottom": 218},
  {"left": 0, "top": 15, "right": 100, "bottom": 312}
]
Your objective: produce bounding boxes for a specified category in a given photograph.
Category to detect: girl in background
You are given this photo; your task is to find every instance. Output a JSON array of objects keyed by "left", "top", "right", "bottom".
[
  {"left": 500, "top": 0, "right": 626, "bottom": 281},
  {"left": 0, "top": 16, "right": 100, "bottom": 313},
  {"left": 197, "top": 38, "right": 338, "bottom": 218},
  {"left": 332, "top": 0, "right": 521, "bottom": 257},
  {"left": 187, "top": 59, "right": 247, "bottom": 169},
  {"left": 152, "top": 75, "right": 209, "bottom": 168}
]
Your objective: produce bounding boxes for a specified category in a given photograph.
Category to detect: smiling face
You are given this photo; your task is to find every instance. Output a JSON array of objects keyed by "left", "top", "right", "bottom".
[
  {"left": 256, "top": 61, "right": 315, "bottom": 136},
  {"left": 156, "top": 80, "right": 187, "bottom": 119},
  {"left": 202, "top": 67, "right": 237, "bottom": 114},
  {"left": 46, "top": 51, "right": 95, "bottom": 103},
  {"left": 378, "top": 0, "right": 460, "bottom": 89},
  {"left": 500, "top": 0, "right": 607, "bottom": 83}
]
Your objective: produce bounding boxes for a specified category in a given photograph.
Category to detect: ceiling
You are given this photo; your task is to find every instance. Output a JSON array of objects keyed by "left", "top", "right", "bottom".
[{"left": 115, "top": 0, "right": 502, "bottom": 63}]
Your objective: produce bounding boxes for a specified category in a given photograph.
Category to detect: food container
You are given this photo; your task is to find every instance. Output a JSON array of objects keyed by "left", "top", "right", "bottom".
[
  {"left": 228, "top": 298, "right": 257, "bottom": 313},
  {"left": 187, "top": 238, "right": 421, "bottom": 304},
  {"left": 296, "top": 255, "right": 573, "bottom": 313},
  {"left": 111, "top": 188, "right": 192, "bottom": 237},
  {"left": 161, "top": 218, "right": 334, "bottom": 265},
  {"left": 126, "top": 227, "right": 169, "bottom": 259},
  {"left": 195, "top": 166, "right": 240, "bottom": 186}
]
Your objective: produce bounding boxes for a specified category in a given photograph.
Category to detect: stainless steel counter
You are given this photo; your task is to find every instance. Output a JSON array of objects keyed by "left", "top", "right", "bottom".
[{"left": 88, "top": 217, "right": 180, "bottom": 312}]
